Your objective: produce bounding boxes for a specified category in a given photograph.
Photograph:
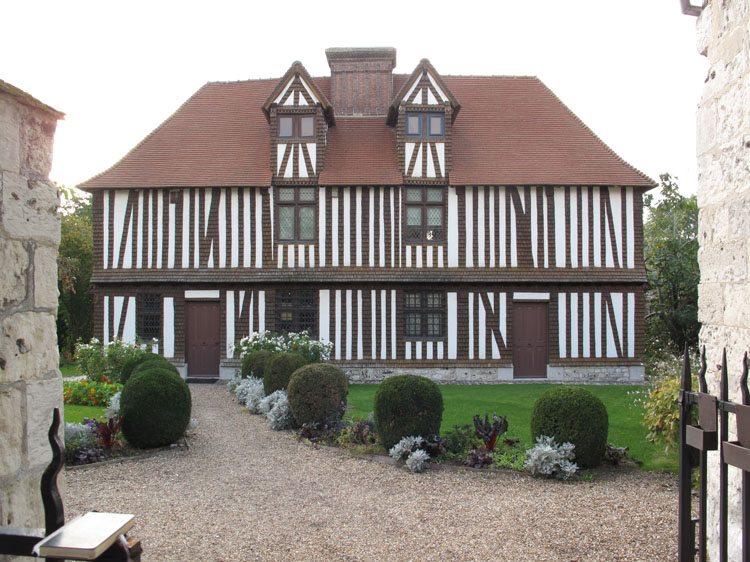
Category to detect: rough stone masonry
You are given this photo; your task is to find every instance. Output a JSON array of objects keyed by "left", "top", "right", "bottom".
[
  {"left": 695, "top": 1, "right": 750, "bottom": 560},
  {"left": 0, "top": 80, "right": 63, "bottom": 561}
]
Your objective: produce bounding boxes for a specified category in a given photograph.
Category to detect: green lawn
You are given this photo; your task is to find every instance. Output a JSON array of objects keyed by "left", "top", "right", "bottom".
[
  {"left": 346, "top": 383, "right": 676, "bottom": 472},
  {"left": 64, "top": 405, "right": 107, "bottom": 424},
  {"left": 60, "top": 363, "right": 81, "bottom": 378}
]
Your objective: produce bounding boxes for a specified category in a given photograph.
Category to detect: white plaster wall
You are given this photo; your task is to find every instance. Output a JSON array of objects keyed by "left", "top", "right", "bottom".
[{"left": 695, "top": 2, "right": 750, "bottom": 560}]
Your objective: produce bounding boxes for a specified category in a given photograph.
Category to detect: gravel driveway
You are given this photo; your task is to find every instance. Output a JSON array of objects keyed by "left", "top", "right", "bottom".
[{"left": 65, "top": 383, "right": 679, "bottom": 561}]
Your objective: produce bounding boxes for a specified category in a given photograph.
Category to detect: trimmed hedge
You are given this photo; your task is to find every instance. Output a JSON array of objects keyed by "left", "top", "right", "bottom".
[
  {"left": 530, "top": 386, "right": 609, "bottom": 468},
  {"left": 241, "top": 350, "right": 273, "bottom": 379},
  {"left": 120, "top": 367, "right": 191, "bottom": 448},
  {"left": 120, "top": 352, "right": 164, "bottom": 385},
  {"left": 373, "top": 374, "right": 444, "bottom": 450},
  {"left": 287, "top": 364, "right": 349, "bottom": 426},
  {"left": 263, "top": 353, "right": 309, "bottom": 395},
  {"left": 128, "top": 358, "right": 179, "bottom": 384}
]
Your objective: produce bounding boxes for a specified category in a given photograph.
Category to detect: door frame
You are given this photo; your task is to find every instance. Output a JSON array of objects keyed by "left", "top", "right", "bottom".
[
  {"left": 185, "top": 297, "right": 221, "bottom": 378},
  {"left": 512, "top": 297, "right": 549, "bottom": 379}
]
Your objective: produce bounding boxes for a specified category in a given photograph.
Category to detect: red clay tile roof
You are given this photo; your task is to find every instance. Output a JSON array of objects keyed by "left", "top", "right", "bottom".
[
  {"left": 318, "top": 118, "right": 401, "bottom": 185},
  {"left": 79, "top": 74, "right": 654, "bottom": 190}
]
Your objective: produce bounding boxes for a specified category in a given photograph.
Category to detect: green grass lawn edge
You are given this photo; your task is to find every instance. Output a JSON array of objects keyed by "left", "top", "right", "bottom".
[
  {"left": 345, "top": 383, "right": 676, "bottom": 472},
  {"left": 64, "top": 405, "right": 108, "bottom": 424}
]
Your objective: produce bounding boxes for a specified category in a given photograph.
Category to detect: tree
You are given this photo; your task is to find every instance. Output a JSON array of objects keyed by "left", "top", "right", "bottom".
[
  {"left": 57, "top": 187, "right": 94, "bottom": 358},
  {"left": 643, "top": 173, "right": 699, "bottom": 356}
]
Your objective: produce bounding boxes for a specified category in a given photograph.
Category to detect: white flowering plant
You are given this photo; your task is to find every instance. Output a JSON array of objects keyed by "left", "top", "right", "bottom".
[
  {"left": 235, "top": 330, "right": 333, "bottom": 363},
  {"left": 75, "top": 338, "right": 154, "bottom": 383}
]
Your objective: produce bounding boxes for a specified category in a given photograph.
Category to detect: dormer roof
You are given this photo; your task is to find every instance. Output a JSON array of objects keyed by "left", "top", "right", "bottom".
[
  {"left": 262, "top": 61, "right": 334, "bottom": 125},
  {"left": 387, "top": 59, "right": 460, "bottom": 126}
]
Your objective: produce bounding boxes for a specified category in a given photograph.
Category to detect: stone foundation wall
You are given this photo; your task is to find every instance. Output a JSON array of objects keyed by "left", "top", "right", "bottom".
[
  {"left": 0, "top": 82, "right": 63, "bottom": 560},
  {"left": 695, "top": 2, "right": 750, "bottom": 560}
]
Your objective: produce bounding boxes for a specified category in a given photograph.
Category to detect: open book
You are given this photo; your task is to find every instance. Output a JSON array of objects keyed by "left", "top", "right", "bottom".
[{"left": 34, "top": 511, "right": 135, "bottom": 559}]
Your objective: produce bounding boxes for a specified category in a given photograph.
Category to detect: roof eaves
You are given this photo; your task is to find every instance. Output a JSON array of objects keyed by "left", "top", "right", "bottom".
[{"left": 0, "top": 79, "right": 65, "bottom": 120}]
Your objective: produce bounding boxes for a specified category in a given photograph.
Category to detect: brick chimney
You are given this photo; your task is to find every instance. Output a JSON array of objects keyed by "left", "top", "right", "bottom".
[{"left": 325, "top": 47, "right": 396, "bottom": 116}]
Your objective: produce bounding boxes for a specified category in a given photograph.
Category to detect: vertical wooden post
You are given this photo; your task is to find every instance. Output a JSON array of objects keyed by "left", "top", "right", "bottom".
[{"left": 679, "top": 345, "right": 695, "bottom": 561}]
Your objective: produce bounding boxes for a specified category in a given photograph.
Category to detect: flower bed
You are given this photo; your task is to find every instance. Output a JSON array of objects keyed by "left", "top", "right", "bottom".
[{"left": 63, "top": 379, "right": 122, "bottom": 407}]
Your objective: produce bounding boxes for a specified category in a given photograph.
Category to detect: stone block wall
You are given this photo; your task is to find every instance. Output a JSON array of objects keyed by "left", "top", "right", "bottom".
[
  {"left": 0, "top": 81, "right": 63, "bottom": 559},
  {"left": 695, "top": 2, "right": 750, "bottom": 560}
]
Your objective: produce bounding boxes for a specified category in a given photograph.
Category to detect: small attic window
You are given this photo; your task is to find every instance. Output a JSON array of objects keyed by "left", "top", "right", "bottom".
[
  {"left": 405, "top": 112, "right": 444, "bottom": 138},
  {"left": 278, "top": 115, "right": 315, "bottom": 139}
]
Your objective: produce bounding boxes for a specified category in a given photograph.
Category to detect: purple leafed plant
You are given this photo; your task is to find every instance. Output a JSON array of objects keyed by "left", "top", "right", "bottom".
[{"left": 473, "top": 413, "right": 508, "bottom": 452}]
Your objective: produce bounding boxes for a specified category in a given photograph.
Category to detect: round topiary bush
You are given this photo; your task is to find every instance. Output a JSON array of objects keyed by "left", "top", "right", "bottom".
[
  {"left": 120, "top": 367, "right": 192, "bottom": 448},
  {"left": 119, "top": 352, "right": 164, "bottom": 384},
  {"left": 530, "top": 386, "right": 609, "bottom": 468},
  {"left": 287, "top": 364, "right": 349, "bottom": 426},
  {"left": 241, "top": 350, "right": 273, "bottom": 379},
  {"left": 127, "top": 358, "right": 178, "bottom": 384},
  {"left": 263, "top": 353, "right": 309, "bottom": 395},
  {"left": 373, "top": 374, "right": 444, "bottom": 451}
]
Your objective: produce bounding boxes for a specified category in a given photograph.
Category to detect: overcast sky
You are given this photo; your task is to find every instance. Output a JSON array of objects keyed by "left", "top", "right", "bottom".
[{"left": 3, "top": 0, "right": 707, "bottom": 196}]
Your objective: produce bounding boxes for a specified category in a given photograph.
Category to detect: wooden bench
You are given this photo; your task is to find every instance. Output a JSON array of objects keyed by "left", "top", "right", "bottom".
[{"left": 0, "top": 409, "right": 142, "bottom": 560}]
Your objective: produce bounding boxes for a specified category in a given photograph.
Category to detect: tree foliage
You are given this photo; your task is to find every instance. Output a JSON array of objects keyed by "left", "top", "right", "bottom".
[
  {"left": 58, "top": 187, "right": 94, "bottom": 358},
  {"left": 643, "top": 174, "right": 699, "bottom": 356}
]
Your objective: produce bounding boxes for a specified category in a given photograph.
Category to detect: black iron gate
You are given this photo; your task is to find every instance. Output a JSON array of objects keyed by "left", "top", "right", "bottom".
[{"left": 678, "top": 347, "right": 750, "bottom": 561}]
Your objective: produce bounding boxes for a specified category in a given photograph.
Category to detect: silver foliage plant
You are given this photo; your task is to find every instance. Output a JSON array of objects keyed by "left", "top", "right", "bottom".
[
  {"left": 389, "top": 436, "right": 431, "bottom": 473},
  {"left": 524, "top": 435, "right": 578, "bottom": 480},
  {"left": 259, "top": 389, "right": 286, "bottom": 416},
  {"left": 244, "top": 380, "right": 266, "bottom": 415},
  {"left": 64, "top": 422, "right": 96, "bottom": 449},
  {"left": 235, "top": 377, "right": 262, "bottom": 405},
  {"left": 266, "top": 391, "right": 295, "bottom": 431},
  {"left": 405, "top": 449, "right": 430, "bottom": 473},
  {"left": 106, "top": 392, "right": 121, "bottom": 419}
]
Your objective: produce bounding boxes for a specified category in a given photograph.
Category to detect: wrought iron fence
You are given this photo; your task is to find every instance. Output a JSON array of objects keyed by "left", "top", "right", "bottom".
[{"left": 679, "top": 346, "right": 749, "bottom": 561}]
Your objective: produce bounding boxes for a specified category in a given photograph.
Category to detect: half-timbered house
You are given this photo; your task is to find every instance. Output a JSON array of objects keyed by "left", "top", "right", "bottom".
[{"left": 80, "top": 47, "right": 655, "bottom": 383}]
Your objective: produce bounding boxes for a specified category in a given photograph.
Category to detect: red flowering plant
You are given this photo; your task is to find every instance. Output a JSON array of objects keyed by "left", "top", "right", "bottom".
[{"left": 63, "top": 380, "right": 122, "bottom": 407}]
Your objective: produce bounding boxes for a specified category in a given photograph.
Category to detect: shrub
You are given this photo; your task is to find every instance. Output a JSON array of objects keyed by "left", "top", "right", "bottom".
[
  {"left": 530, "top": 386, "right": 608, "bottom": 468},
  {"left": 236, "top": 330, "right": 333, "bottom": 363},
  {"left": 75, "top": 338, "right": 146, "bottom": 383},
  {"left": 128, "top": 358, "right": 178, "bottom": 384},
  {"left": 235, "top": 377, "right": 264, "bottom": 411},
  {"left": 266, "top": 392, "right": 295, "bottom": 431},
  {"left": 405, "top": 449, "right": 430, "bottom": 473},
  {"left": 120, "top": 352, "right": 164, "bottom": 384},
  {"left": 263, "top": 353, "right": 309, "bottom": 395},
  {"left": 259, "top": 389, "right": 287, "bottom": 417},
  {"left": 120, "top": 367, "right": 191, "bottom": 448},
  {"left": 443, "top": 424, "right": 477, "bottom": 456},
  {"left": 63, "top": 379, "right": 122, "bottom": 407},
  {"left": 524, "top": 435, "right": 578, "bottom": 480},
  {"left": 374, "top": 375, "right": 444, "bottom": 451},
  {"left": 287, "top": 364, "right": 349, "bottom": 426},
  {"left": 242, "top": 350, "right": 273, "bottom": 379}
]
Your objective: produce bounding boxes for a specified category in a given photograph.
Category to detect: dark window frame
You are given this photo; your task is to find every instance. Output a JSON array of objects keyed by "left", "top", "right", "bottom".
[
  {"left": 275, "top": 289, "right": 318, "bottom": 337},
  {"left": 405, "top": 112, "right": 444, "bottom": 138},
  {"left": 403, "top": 186, "right": 446, "bottom": 243},
  {"left": 277, "top": 187, "right": 316, "bottom": 242},
  {"left": 277, "top": 114, "right": 316, "bottom": 140},
  {"left": 404, "top": 291, "right": 446, "bottom": 339},
  {"left": 136, "top": 293, "right": 161, "bottom": 343}
]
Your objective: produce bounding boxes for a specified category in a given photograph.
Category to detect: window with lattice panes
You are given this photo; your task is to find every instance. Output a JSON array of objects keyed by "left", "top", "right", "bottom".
[
  {"left": 277, "top": 187, "right": 315, "bottom": 242},
  {"left": 136, "top": 294, "right": 161, "bottom": 342},
  {"left": 405, "top": 187, "right": 444, "bottom": 242},
  {"left": 404, "top": 291, "right": 445, "bottom": 338},
  {"left": 276, "top": 289, "right": 317, "bottom": 336}
]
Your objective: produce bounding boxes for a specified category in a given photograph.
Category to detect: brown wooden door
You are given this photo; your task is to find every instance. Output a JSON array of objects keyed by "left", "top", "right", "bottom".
[
  {"left": 186, "top": 301, "right": 220, "bottom": 378},
  {"left": 513, "top": 302, "right": 548, "bottom": 378}
]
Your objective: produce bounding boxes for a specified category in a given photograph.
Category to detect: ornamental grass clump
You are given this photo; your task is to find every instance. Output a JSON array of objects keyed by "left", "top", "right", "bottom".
[
  {"left": 530, "top": 386, "right": 608, "bottom": 468},
  {"left": 374, "top": 374, "right": 443, "bottom": 451},
  {"left": 524, "top": 435, "right": 578, "bottom": 480}
]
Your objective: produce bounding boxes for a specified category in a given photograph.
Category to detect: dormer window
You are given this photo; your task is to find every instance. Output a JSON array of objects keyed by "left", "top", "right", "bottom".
[
  {"left": 406, "top": 112, "right": 444, "bottom": 138},
  {"left": 278, "top": 115, "right": 316, "bottom": 139}
]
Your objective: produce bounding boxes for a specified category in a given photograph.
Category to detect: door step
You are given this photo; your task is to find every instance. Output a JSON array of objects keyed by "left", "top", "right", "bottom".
[{"left": 186, "top": 378, "right": 219, "bottom": 384}]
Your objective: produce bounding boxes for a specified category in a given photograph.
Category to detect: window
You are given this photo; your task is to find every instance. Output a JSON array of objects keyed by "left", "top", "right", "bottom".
[
  {"left": 136, "top": 294, "right": 161, "bottom": 342},
  {"left": 405, "top": 112, "right": 444, "bottom": 138},
  {"left": 404, "top": 291, "right": 445, "bottom": 338},
  {"left": 278, "top": 114, "right": 315, "bottom": 139},
  {"left": 278, "top": 187, "right": 315, "bottom": 241},
  {"left": 276, "top": 289, "right": 317, "bottom": 335},
  {"left": 404, "top": 187, "right": 444, "bottom": 242}
]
